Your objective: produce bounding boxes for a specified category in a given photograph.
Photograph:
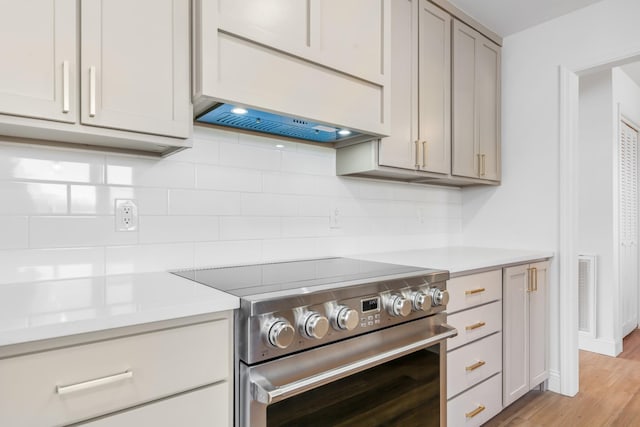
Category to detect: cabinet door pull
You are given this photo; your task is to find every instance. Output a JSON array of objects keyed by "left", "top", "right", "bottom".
[
  {"left": 465, "top": 287, "right": 486, "bottom": 295},
  {"left": 89, "top": 66, "right": 96, "bottom": 117},
  {"left": 533, "top": 267, "right": 538, "bottom": 292},
  {"left": 56, "top": 370, "right": 133, "bottom": 395},
  {"left": 62, "top": 61, "right": 70, "bottom": 113},
  {"left": 465, "top": 360, "right": 486, "bottom": 371},
  {"left": 465, "top": 321, "right": 486, "bottom": 331},
  {"left": 481, "top": 154, "right": 486, "bottom": 176},
  {"left": 465, "top": 404, "right": 486, "bottom": 418},
  {"left": 422, "top": 140, "right": 428, "bottom": 167},
  {"left": 477, "top": 153, "right": 482, "bottom": 176},
  {"left": 414, "top": 140, "right": 420, "bottom": 169},
  {"left": 527, "top": 268, "right": 532, "bottom": 292}
]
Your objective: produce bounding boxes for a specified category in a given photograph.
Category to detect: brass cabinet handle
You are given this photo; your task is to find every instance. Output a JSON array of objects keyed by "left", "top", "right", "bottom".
[
  {"left": 465, "top": 287, "right": 486, "bottom": 295},
  {"left": 414, "top": 140, "right": 420, "bottom": 169},
  {"left": 481, "top": 154, "right": 486, "bottom": 176},
  {"left": 466, "top": 404, "right": 486, "bottom": 418},
  {"left": 89, "top": 66, "right": 97, "bottom": 117},
  {"left": 422, "top": 140, "right": 428, "bottom": 167},
  {"left": 62, "top": 61, "right": 70, "bottom": 113},
  {"left": 533, "top": 267, "right": 538, "bottom": 292},
  {"left": 465, "top": 360, "right": 486, "bottom": 371},
  {"left": 465, "top": 321, "right": 486, "bottom": 331}
]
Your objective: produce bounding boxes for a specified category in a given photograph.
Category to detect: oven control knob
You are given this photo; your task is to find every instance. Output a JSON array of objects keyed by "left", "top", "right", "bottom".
[
  {"left": 334, "top": 306, "right": 359, "bottom": 331},
  {"left": 267, "top": 319, "right": 295, "bottom": 349},
  {"left": 302, "top": 312, "right": 330, "bottom": 339},
  {"left": 388, "top": 295, "right": 412, "bottom": 317},
  {"left": 428, "top": 288, "right": 450, "bottom": 307},
  {"left": 411, "top": 291, "right": 432, "bottom": 311}
]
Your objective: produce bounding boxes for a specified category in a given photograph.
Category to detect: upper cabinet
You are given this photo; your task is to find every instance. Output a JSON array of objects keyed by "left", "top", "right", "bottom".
[
  {"left": 378, "top": 0, "right": 450, "bottom": 175},
  {"left": 0, "top": 0, "right": 77, "bottom": 123},
  {"left": 452, "top": 20, "right": 501, "bottom": 182},
  {"left": 336, "top": 0, "right": 501, "bottom": 187},
  {"left": 193, "top": 0, "right": 391, "bottom": 137},
  {"left": 0, "top": 0, "right": 191, "bottom": 155}
]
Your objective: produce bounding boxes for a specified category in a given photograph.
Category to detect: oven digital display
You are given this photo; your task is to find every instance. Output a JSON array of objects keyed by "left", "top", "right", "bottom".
[{"left": 361, "top": 297, "right": 380, "bottom": 313}]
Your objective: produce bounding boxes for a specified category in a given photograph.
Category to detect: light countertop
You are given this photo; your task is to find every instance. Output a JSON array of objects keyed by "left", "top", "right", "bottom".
[
  {"left": 353, "top": 246, "right": 553, "bottom": 277},
  {"left": 0, "top": 272, "right": 239, "bottom": 348}
]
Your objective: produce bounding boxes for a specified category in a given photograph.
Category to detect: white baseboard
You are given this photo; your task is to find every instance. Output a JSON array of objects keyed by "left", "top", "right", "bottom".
[
  {"left": 578, "top": 336, "right": 620, "bottom": 357},
  {"left": 547, "top": 369, "right": 561, "bottom": 394}
]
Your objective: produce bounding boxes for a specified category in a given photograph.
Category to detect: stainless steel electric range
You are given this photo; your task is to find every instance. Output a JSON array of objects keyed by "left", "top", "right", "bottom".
[{"left": 173, "top": 257, "right": 456, "bottom": 427}]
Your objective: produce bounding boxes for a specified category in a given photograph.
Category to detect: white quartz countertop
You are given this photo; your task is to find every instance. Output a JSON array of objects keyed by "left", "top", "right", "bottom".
[
  {"left": 0, "top": 272, "right": 239, "bottom": 348},
  {"left": 353, "top": 246, "right": 553, "bottom": 277}
]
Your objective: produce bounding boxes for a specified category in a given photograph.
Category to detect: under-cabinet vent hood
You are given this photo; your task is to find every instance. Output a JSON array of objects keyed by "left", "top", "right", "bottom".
[{"left": 196, "top": 104, "right": 367, "bottom": 144}]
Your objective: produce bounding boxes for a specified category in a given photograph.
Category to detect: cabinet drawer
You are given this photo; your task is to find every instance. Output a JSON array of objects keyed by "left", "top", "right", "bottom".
[
  {"left": 80, "top": 382, "right": 230, "bottom": 427},
  {"left": 447, "top": 332, "right": 502, "bottom": 398},
  {"left": 447, "top": 301, "right": 502, "bottom": 351},
  {"left": 0, "top": 319, "right": 230, "bottom": 427},
  {"left": 447, "top": 373, "right": 502, "bottom": 427},
  {"left": 447, "top": 270, "right": 502, "bottom": 313}
]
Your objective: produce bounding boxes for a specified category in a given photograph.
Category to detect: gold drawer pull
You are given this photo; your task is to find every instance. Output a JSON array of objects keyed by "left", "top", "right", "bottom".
[
  {"left": 465, "top": 360, "right": 486, "bottom": 371},
  {"left": 465, "top": 288, "right": 486, "bottom": 295},
  {"left": 465, "top": 321, "right": 486, "bottom": 331},
  {"left": 466, "top": 404, "right": 486, "bottom": 418}
]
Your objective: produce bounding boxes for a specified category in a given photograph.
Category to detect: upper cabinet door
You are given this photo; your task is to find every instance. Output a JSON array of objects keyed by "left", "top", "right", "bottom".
[
  {"left": 0, "top": 0, "right": 77, "bottom": 123},
  {"left": 81, "top": 0, "right": 190, "bottom": 138},
  {"left": 417, "top": 0, "right": 450, "bottom": 175},
  {"left": 378, "top": 0, "right": 418, "bottom": 171},
  {"left": 452, "top": 19, "right": 501, "bottom": 181}
]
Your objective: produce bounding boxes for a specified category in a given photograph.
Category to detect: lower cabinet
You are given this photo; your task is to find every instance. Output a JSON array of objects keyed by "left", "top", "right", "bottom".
[
  {"left": 0, "top": 312, "right": 233, "bottom": 427},
  {"left": 448, "top": 373, "right": 503, "bottom": 426}
]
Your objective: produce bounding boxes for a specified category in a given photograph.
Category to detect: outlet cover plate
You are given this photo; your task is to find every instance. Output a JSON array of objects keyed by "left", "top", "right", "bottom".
[{"left": 115, "top": 199, "right": 138, "bottom": 232}]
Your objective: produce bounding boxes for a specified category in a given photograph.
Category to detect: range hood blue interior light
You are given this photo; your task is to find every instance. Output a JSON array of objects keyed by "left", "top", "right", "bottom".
[{"left": 195, "top": 104, "right": 362, "bottom": 143}]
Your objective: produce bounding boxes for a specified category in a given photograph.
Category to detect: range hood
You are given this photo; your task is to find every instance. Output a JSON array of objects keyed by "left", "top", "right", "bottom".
[{"left": 196, "top": 104, "right": 367, "bottom": 144}]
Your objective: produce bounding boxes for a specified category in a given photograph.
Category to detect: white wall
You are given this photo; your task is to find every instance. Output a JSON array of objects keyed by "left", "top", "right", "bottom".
[
  {"left": 0, "top": 126, "right": 462, "bottom": 285},
  {"left": 577, "top": 70, "right": 616, "bottom": 354},
  {"left": 461, "top": 0, "right": 640, "bottom": 391}
]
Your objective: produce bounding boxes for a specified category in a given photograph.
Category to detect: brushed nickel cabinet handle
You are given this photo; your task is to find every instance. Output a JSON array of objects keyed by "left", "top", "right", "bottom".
[
  {"left": 466, "top": 404, "right": 486, "bottom": 418},
  {"left": 422, "top": 140, "right": 427, "bottom": 167},
  {"left": 481, "top": 154, "right": 486, "bottom": 176},
  {"left": 56, "top": 370, "right": 133, "bottom": 395},
  {"left": 62, "top": 61, "right": 70, "bottom": 113},
  {"left": 465, "top": 287, "right": 486, "bottom": 295},
  {"left": 465, "top": 360, "right": 486, "bottom": 371},
  {"left": 465, "top": 321, "right": 486, "bottom": 331},
  {"left": 89, "top": 66, "right": 96, "bottom": 117}
]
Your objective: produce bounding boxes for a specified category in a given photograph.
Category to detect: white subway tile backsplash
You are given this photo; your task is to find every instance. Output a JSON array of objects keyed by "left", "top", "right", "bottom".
[
  {"left": 0, "top": 182, "right": 67, "bottom": 215},
  {"left": 29, "top": 216, "right": 138, "bottom": 248},
  {"left": 0, "top": 217, "right": 28, "bottom": 249},
  {"left": 0, "top": 143, "right": 105, "bottom": 184},
  {"left": 69, "top": 185, "right": 168, "bottom": 215},
  {"left": 194, "top": 240, "right": 262, "bottom": 268},
  {"left": 196, "top": 164, "right": 262, "bottom": 192},
  {"left": 168, "top": 189, "right": 241, "bottom": 215},
  {"left": 0, "top": 131, "right": 463, "bottom": 284},
  {"left": 241, "top": 193, "right": 298, "bottom": 216},
  {"left": 220, "top": 216, "right": 281, "bottom": 240},
  {"left": 138, "top": 216, "right": 219, "bottom": 243},
  {"left": 105, "top": 243, "right": 194, "bottom": 275},
  {"left": 106, "top": 156, "right": 195, "bottom": 188},
  {"left": 0, "top": 247, "right": 105, "bottom": 285},
  {"left": 219, "top": 141, "right": 282, "bottom": 171}
]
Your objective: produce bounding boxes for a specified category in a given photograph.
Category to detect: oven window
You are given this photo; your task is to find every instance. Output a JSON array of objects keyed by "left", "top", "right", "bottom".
[{"left": 267, "top": 346, "right": 440, "bottom": 427}]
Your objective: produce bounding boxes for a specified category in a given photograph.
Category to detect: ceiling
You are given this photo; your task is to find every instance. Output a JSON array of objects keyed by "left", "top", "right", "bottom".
[
  {"left": 621, "top": 63, "right": 640, "bottom": 88},
  {"left": 448, "top": 0, "right": 605, "bottom": 36}
]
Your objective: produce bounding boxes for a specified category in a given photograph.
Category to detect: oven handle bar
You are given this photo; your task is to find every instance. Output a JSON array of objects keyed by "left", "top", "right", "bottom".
[{"left": 251, "top": 324, "right": 458, "bottom": 404}]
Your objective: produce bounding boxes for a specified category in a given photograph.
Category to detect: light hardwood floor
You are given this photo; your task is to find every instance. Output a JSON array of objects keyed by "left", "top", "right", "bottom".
[{"left": 484, "top": 329, "right": 640, "bottom": 426}]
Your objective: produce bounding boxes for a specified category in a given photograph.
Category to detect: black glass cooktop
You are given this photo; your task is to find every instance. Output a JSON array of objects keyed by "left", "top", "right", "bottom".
[{"left": 172, "top": 257, "right": 433, "bottom": 298}]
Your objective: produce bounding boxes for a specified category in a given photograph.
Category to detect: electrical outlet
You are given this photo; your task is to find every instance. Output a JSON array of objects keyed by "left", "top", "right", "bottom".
[
  {"left": 115, "top": 199, "right": 138, "bottom": 232},
  {"left": 329, "top": 207, "right": 341, "bottom": 229}
]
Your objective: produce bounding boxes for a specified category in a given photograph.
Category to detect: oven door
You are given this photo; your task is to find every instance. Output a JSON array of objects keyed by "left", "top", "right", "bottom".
[{"left": 240, "top": 313, "right": 457, "bottom": 427}]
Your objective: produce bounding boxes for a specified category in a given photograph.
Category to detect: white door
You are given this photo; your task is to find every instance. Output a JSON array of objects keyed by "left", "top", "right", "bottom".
[{"left": 620, "top": 120, "right": 639, "bottom": 337}]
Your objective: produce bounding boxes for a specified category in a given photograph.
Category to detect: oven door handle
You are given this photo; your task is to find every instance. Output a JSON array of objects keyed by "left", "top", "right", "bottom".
[{"left": 251, "top": 323, "right": 458, "bottom": 404}]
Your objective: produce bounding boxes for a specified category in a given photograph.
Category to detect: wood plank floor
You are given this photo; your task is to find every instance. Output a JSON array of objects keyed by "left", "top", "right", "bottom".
[{"left": 483, "top": 330, "right": 640, "bottom": 426}]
